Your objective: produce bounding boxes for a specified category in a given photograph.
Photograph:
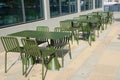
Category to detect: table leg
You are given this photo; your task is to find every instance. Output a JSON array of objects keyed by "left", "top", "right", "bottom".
[
  {"left": 47, "top": 39, "right": 61, "bottom": 70},
  {"left": 47, "top": 54, "right": 61, "bottom": 70}
]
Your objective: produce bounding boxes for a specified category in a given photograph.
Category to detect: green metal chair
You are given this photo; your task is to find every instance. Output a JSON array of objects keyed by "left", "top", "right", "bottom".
[
  {"left": 79, "top": 20, "right": 94, "bottom": 45},
  {"left": 78, "top": 15, "right": 92, "bottom": 43},
  {"left": 73, "top": 17, "right": 86, "bottom": 40},
  {"left": 60, "top": 20, "right": 79, "bottom": 44},
  {"left": 108, "top": 11, "right": 113, "bottom": 24},
  {"left": 54, "top": 27, "right": 72, "bottom": 67},
  {"left": 101, "top": 12, "right": 110, "bottom": 29},
  {"left": 21, "top": 38, "right": 58, "bottom": 80},
  {"left": 89, "top": 15, "right": 102, "bottom": 37},
  {"left": 92, "top": 12, "right": 98, "bottom": 15},
  {"left": 36, "top": 26, "right": 49, "bottom": 45},
  {"left": 0, "top": 36, "right": 25, "bottom": 75},
  {"left": 79, "top": 15, "right": 88, "bottom": 20}
]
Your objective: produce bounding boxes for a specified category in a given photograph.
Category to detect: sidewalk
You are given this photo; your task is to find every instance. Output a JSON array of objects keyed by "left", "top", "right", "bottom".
[
  {"left": 71, "top": 21, "right": 120, "bottom": 80},
  {"left": 0, "top": 13, "right": 120, "bottom": 80}
]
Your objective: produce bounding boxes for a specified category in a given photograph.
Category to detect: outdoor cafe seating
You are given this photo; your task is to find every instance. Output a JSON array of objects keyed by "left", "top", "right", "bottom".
[
  {"left": 0, "top": 11, "right": 113, "bottom": 80},
  {"left": 54, "top": 27, "right": 72, "bottom": 67},
  {"left": 0, "top": 29, "right": 71, "bottom": 79},
  {"left": 0, "top": 36, "right": 24, "bottom": 75},
  {"left": 21, "top": 38, "right": 56, "bottom": 80},
  {"left": 36, "top": 26, "right": 50, "bottom": 45}
]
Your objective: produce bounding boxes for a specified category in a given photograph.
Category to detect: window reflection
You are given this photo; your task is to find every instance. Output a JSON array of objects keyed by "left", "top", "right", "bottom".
[
  {"left": 70, "top": 0, "right": 77, "bottom": 13},
  {"left": 24, "top": 0, "right": 44, "bottom": 21},
  {"left": 80, "top": 0, "right": 93, "bottom": 11},
  {"left": 50, "top": 0, "right": 77, "bottom": 17},
  {"left": 61, "top": 0, "right": 69, "bottom": 14},
  {"left": 50, "top": 0, "right": 60, "bottom": 17},
  {"left": 0, "top": 0, "right": 23, "bottom": 26},
  {"left": 95, "top": 0, "right": 102, "bottom": 8},
  {"left": 0, "top": 0, "right": 44, "bottom": 28}
]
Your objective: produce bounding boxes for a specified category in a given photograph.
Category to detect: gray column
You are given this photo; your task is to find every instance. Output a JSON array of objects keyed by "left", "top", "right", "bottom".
[
  {"left": 43, "top": 0, "right": 50, "bottom": 20},
  {"left": 93, "top": 0, "right": 95, "bottom": 9},
  {"left": 21, "top": 0, "right": 26, "bottom": 22},
  {"left": 102, "top": 0, "right": 104, "bottom": 10},
  {"left": 78, "top": 0, "right": 81, "bottom": 12}
]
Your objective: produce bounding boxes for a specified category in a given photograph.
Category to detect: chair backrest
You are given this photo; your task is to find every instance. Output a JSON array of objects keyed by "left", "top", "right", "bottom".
[
  {"left": 60, "top": 20, "right": 72, "bottom": 31},
  {"left": 36, "top": 26, "right": 49, "bottom": 44},
  {"left": 21, "top": 38, "right": 42, "bottom": 57},
  {"left": 54, "top": 27, "right": 67, "bottom": 32},
  {"left": 73, "top": 17, "right": 80, "bottom": 20},
  {"left": 54, "top": 27, "right": 61, "bottom": 32},
  {"left": 108, "top": 11, "right": 113, "bottom": 21},
  {"left": 36, "top": 26, "right": 49, "bottom": 32},
  {"left": 54, "top": 27, "right": 71, "bottom": 45},
  {"left": 92, "top": 12, "right": 98, "bottom": 15},
  {"left": 79, "top": 15, "right": 88, "bottom": 20},
  {"left": 90, "top": 15, "right": 101, "bottom": 22},
  {"left": 1, "top": 36, "right": 21, "bottom": 53}
]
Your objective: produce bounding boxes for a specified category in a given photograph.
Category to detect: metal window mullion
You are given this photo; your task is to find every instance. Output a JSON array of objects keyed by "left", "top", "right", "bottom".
[
  {"left": 69, "top": 0, "right": 71, "bottom": 13},
  {"left": 21, "top": 0, "right": 26, "bottom": 22},
  {"left": 75, "top": 0, "right": 77, "bottom": 12},
  {"left": 40, "top": 0, "right": 44, "bottom": 19},
  {"left": 84, "top": 0, "right": 86, "bottom": 11},
  {"left": 59, "top": 0, "right": 62, "bottom": 15}
]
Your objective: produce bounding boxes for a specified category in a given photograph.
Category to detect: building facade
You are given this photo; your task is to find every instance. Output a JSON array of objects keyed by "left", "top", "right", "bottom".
[
  {"left": 104, "top": 0, "right": 120, "bottom": 11},
  {"left": 104, "top": 0, "right": 120, "bottom": 2},
  {"left": 0, "top": 0, "right": 103, "bottom": 52}
]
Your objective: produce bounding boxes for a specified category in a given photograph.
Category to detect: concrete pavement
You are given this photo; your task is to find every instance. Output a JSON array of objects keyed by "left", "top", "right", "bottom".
[{"left": 0, "top": 12, "right": 120, "bottom": 80}]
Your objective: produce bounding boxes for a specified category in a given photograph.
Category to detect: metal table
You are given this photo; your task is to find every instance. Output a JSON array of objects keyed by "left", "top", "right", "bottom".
[
  {"left": 64, "top": 19, "right": 99, "bottom": 45},
  {"left": 8, "top": 30, "right": 71, "bottom": 70}
]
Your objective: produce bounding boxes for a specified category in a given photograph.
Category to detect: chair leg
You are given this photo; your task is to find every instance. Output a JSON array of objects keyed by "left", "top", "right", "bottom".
[
  {"left": 22, "top": 59, "right": 26, "bottom": 75},
  {"left": 25, "top": 59, "right": 28, "bottom": 77},
  {"left": 68, "top": 43, "right": 72, "bottom": 59},
  {"left": 92, "top": 30, "right": 95, "bottom": 41},
  {"left": 88, "top": 32, "right": 91, "bottom": 46},
  {"left": 61, "top": 48, "right": 64, "bottom": 67},
  {"left": 97, "top": 29, "right": 99, "bottom": 37},
  {"left": 42, "top": 58, "right": 44, "bottom": 80},
  {"left": 5, "top": 53, "right": 7, "bottom": 73},
  {"left": 22, "top": 61, "right": 24, "bottom": 75},
  {"left": 23, "top": 57, "right": 29, "bottom": 77},
  {"left": 74, "top": 31, "right": 79, "bottom": 45},
  {"left": 21, "top": 54, "right": 24, "bottom": 75}
]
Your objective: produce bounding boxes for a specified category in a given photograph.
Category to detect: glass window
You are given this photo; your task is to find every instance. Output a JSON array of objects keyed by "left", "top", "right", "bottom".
[
  {"left": 80, "top": 0, "right": 85, "bottom": 11},
  {"left": 50, "top": 0, "right": 60, "bottom": 17},
  {"left": 108, "top": 0, "right": 112, "bottom": 2},
  {"left": 80, "top": 0, "right": 93, "bottom": 11},
  {"left": 95, "top": 0, "right": 102, "bottom": 8},
  {"left": 89, "top": 0, "right": 93, "bottom": 10},
  {"left": 61, "top": 0, "right": 69, "bottom": 14},
  {"left": 24, "top": 0, "right": 44, "bottom": 21},
  {"left": 0, "top": 0, "right": 23, "bottom": 27},
  {"left": 70, "top": 0, "right": 77, "bottom": 13},
  {"left": 49, "top": 0, "right": 77, "bottom": 17},
  {"left": 0, "top": 0, "right": 44, "bottom": 28}
]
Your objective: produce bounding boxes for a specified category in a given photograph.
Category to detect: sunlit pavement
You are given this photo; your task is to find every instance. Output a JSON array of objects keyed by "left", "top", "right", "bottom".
[{"left": 0, "top": 12, "right": 120, "bottom": 80}]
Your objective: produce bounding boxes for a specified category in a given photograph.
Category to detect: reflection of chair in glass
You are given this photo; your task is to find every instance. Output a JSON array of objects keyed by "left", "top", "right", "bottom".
[
  {"left": 0, "top": 36, "right": 24, "bottom": 75},
  {"left": 36, "top": 26, "right": 49, "bottom": 45},
  {"left": 54, "top": 27, "right": 72, "bottom": 67},
  {"left": 21, "top": 38, "right": 56, "bottom": 80}
]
